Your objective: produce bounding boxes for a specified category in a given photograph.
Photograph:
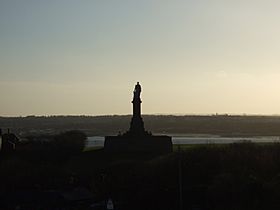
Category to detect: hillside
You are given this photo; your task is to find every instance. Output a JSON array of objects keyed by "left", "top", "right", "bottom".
[{"left": 1, "top": 115, "right": 280, "bottom": 137}]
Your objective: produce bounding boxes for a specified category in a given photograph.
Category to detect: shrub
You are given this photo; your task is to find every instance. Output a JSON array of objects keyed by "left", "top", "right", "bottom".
[{"left": 54, "top": 130, "right": 87, "bottom": 156}]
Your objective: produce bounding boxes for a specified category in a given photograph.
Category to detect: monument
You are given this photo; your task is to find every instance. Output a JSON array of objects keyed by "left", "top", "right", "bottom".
[{"left": 104, "top": 82, "right": 172, "bottom": 153}]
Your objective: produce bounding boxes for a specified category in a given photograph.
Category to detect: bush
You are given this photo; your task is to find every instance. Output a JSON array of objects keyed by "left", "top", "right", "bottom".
[
  {"left": 17, "top": 130, "right": 87, "bottom": 162},
  {"left": 54, "top": 130, "right": 87, "bottom": 156}
]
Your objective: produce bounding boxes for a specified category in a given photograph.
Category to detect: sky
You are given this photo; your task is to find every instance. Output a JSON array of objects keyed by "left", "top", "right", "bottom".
[{"left": 1, "top": 0, "right": 280, "bottom": 116}]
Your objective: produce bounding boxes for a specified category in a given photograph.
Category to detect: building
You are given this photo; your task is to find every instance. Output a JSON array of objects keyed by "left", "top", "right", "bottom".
[{"left": 0, "top": 129, "right": 19, "bottom": 152}]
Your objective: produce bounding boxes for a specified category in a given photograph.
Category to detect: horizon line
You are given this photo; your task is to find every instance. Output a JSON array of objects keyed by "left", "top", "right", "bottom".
[{"left": 1, "top": 113, "right": 280, "bottom": 118}]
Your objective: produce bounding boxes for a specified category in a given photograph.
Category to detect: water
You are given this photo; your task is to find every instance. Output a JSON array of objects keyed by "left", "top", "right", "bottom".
[
  {"left": 86, "top": 135, "right": 280, "bottom": 148},
  {"left": 86, "top": 136, "right": 105, "bottom": 147}
]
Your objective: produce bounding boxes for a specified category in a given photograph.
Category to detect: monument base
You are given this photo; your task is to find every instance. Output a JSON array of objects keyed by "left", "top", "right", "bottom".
[{"left": 104, "top": 135, "right": 172, "bottom": 154}]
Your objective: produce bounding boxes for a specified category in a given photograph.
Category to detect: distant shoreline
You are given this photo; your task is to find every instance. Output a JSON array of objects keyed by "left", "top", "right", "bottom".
[{"left": 2, "top": 115, "right": 280, "bottom": 137}]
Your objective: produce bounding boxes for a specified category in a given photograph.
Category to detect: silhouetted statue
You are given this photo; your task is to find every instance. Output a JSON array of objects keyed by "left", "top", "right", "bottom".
[
  {"left": 132, "top": 82, "right": 142, "bottom": 118},
  {"left": 133, "top": 82, "right": 141, "bottom": 99},
  {"left": 130, "top": 82, "right": 145, "bottom": 135}
]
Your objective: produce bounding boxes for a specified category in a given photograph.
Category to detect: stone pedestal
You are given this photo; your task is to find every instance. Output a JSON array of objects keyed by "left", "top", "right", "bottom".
[{"left": 104, "top": 135, "right": 172, "bottom": 153}]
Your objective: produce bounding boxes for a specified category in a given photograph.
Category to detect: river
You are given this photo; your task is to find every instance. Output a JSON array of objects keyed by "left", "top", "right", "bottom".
[{"left": 86, "top": 135, "right": 280, "bottom": 148}]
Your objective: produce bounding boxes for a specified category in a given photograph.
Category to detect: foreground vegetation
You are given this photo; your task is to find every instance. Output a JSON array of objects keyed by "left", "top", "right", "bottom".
[{"left": 2, "top": 139, "right": 280, "bottom": 209}]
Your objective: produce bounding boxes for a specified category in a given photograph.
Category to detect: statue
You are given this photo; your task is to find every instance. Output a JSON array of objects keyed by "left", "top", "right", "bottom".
[
  {"left": 130, "top": 82, "right": 144, "bottom": 134},
  {"left": 133, "top": 82, "right": 141, "bottom": 99}
]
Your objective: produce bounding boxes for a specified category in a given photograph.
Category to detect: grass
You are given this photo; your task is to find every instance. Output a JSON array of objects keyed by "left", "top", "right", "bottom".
[{"left": 83, "top": 146, "right": 104, "bottom": 152}]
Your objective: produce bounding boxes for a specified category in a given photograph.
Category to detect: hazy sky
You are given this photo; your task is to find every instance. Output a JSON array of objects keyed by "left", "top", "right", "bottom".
[{"left": 1, "top": 0, "right": 280, "bottom": 116}]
